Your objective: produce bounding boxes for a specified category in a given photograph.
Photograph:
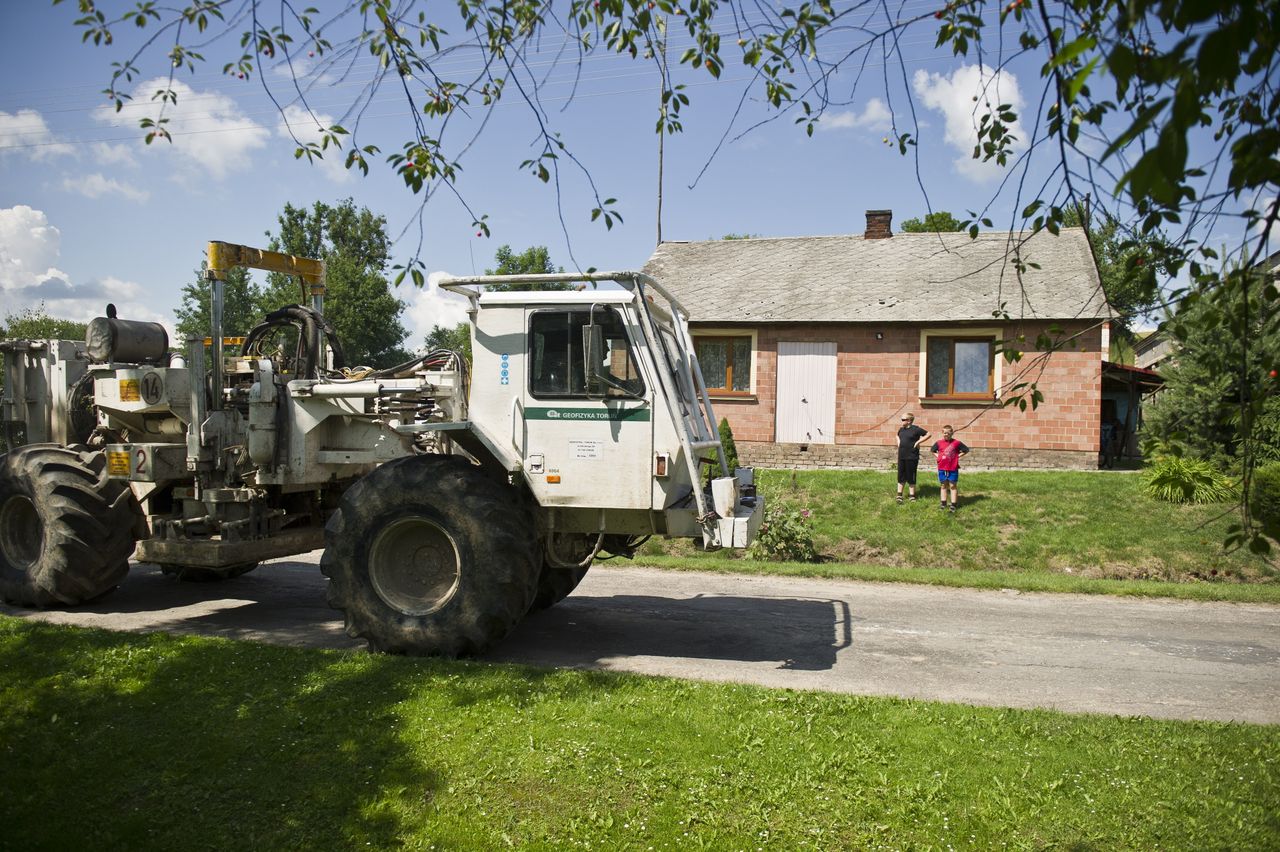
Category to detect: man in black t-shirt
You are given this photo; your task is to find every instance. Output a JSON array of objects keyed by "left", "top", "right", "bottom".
[{"left": 894, "top": 413, "right": 930, "bottom": 503}]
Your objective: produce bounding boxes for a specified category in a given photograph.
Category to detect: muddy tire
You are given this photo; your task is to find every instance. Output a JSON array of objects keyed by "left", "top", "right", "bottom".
[
  {"left": 531, "top": 564, "right": 591, "bottom": 611},
  {"left": 160, "top": 562, "right": 259, "bottom": 582},
  {"left": 0, "top": 444, "right": 137, "bottom": 606},
  {"left": 321, "top": 454, "right": 538, "bottom": 656},
  {"left": 530, "top": 533, "right": 595, "bottom": 611}
]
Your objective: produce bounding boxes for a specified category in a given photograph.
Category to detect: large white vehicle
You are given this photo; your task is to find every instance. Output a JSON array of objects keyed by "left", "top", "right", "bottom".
[{"left": 0, "top": 242, "right": 762, "bottom": 655}]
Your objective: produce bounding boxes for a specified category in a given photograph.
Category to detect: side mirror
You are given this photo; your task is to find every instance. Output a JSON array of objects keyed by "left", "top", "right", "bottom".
[{"left": 582, "top": 323, "right": 607, "bottom": 398}]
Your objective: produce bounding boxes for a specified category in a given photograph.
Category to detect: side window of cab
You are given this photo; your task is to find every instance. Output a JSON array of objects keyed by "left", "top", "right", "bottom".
[{"left": 528, "top": 309, "right": 646, "bottom": 399}]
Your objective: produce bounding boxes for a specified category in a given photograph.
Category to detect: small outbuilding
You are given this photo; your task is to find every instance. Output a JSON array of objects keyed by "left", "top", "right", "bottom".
[{"left": 643, "top": 210, "right": 1116, "bottom": 470}]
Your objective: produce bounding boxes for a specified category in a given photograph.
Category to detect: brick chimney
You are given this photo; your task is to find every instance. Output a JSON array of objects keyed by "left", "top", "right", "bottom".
[{"left": 864, "top": 209, "right": 893, "bottom": 239}]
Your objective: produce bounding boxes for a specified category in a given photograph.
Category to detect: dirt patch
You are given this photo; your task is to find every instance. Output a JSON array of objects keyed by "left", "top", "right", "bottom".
[
  {"left": 1071, "top": 559, "right": 1177, "bottom": 582},
  {"left": 996, "top": 523, "right": 1021, "bottom": 546},
  {"left": 824, "top": 539, "right": 893, "bottom": 565}
]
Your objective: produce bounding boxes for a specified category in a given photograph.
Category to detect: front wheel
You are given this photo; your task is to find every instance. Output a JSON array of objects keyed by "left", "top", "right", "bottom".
[
  {"left": 530, "top": 533, "right": 596, "bottom": 611},
  {"left": 321, "top": 455, "right": 538, "bottom": 656},
  {"left": 0, "top": 445, "right": 138, "bottom": 606}
]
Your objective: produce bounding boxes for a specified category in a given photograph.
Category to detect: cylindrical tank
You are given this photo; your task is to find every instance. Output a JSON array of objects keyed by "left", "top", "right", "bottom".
[{"left": 85, "top": 318, "right": 169, "bottom": 364}]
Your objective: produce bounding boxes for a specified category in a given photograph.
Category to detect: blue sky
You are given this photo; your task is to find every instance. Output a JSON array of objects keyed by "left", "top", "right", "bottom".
[{"left": 0, "top": 1, "right": 1170, "bottom": 342}]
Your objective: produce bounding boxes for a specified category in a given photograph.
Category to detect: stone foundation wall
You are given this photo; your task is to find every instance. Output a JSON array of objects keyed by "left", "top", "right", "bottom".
[{"left": 739, "top": 441, "right": 1098, "bottom": 471}]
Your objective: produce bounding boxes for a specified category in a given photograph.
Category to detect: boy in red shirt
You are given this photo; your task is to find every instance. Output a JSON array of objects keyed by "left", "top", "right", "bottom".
[{"left": 930, "top": 425, "right": 970, "bottom": 513}]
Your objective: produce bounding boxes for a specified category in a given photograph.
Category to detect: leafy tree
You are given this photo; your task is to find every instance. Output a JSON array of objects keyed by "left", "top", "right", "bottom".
[
  {"left": 483, "top": 245, "right": 569, "bottom": 292},
  {"left": 1062, "top": 207, "right": 1170, "bottom": 334},
  {"left": 262, "top": 200, "right": 411, "bottom": 369},
  {"left": 0, "top": 306, "right": 89, "bottom": 397},
  {"left": 424, "top": 322, "right": 472, "bottom": 367},
  {"left": 174, "top": 265, "right": 264, "bottom": 342},
  {"left": 1143, "top": 264, "right": 1279, "bottom": 531},
  {"left": 899, "top": 212, "right": 965, "bottom": 234},
  {"left": 1, "top": 306, "right": 88, "bottom": 341},
  {"left": 720, "top": 233, "right": 759, "bottom": 241}
]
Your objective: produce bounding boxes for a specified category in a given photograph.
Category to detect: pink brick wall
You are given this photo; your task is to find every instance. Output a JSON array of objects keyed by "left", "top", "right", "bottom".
[{"left": 705, "top": 320, "right": 1104, "bottom": 461}]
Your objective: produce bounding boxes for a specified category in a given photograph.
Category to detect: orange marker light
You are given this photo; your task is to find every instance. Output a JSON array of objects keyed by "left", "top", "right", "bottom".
[{"left": 546, "top": 475, "right": 561, "bottom": 484}]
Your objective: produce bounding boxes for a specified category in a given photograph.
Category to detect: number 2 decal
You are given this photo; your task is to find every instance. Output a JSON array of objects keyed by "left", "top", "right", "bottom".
[{"left": 135, "top": 448, "right": 147, "bottom": 475}]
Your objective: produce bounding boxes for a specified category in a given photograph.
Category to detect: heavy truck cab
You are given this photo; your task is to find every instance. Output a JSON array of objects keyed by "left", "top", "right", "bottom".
[
  {"left": 444, "top": 271, "right": 761, "bottom": 550},
  {"left": 0, "top": 247, "right": 762, "bottom": 657}
]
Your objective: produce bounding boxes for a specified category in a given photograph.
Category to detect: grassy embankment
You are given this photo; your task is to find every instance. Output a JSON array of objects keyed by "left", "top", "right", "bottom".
[
  {"left": 2, "top": 618, "right": 1276, "bottom": 850},
  {"left": 635, "top": 470, "right": 1280, "bottom": 603}
]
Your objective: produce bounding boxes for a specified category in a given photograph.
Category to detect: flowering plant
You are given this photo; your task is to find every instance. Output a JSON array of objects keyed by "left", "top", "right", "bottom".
[{"left": 746, "top": 503, "right": 819, "bottom": 562}]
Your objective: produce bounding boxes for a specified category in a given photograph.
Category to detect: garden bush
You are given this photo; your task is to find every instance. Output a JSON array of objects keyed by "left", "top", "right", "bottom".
[
  {"left": 746, "top": 502, "right": 818, "bottom": 562},
  {"left": 1250, "top": 463, "right": 1280, "bottom": 536},
  {"left": 1141, "top": 456, "right": 1236, "bottom": 504}
]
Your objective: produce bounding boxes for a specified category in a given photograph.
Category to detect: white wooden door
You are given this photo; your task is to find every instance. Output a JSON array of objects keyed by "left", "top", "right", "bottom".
[{"left": 775, "top": 341, "right": 836, "bottom": 443}]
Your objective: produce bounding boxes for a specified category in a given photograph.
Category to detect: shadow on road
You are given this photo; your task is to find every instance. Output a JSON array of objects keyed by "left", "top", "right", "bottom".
[
  {"left": 496, "top": 592, "right": 854, "bottom": 671},
  {"left": 5, "top": 560, "right": 854, "bottom": 669}
]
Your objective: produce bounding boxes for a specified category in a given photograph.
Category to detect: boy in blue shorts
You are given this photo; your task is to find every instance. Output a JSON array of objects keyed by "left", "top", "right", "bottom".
[{"left": 930, "top": 425, "right": 970, "bottom": 513}]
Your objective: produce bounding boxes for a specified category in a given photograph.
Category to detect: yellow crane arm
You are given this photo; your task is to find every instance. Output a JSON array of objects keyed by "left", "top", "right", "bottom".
[{"left": 206, "top": 241, "right": 326, "bottom": 288}]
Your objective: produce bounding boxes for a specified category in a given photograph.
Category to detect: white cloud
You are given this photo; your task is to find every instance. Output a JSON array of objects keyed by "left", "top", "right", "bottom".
[
  {"left": 271, "top": 55, "right": 332, "bottom": 86},
  {"left": 912, "top": 64, "right": 1026, "bottom": 181},
  {"left": 403, "top": 271, "right": 472, "bottom": 344},
  {"left": 61, "top": 173, "right": 150, "bottom": 203},
  {"left": 0, "top": 205, "right": 171, "bottom": 334},
  {"left": 92, "top": 142, "right": 138, "bottom": 167},
  {"left": 0, "top": 109, "right": 75, "bottom": 160},
  {"left": 277, "top": 104, "right": 352, "bottom": 184},
  {"left": 0, "top": 205, "right": 63, "bottom": 293},
  {"left": 818, "top": 98, "right": 892, "bottom": 133},
  {"left": 93, "top": 78, "right": 270, "bottom": 179}
]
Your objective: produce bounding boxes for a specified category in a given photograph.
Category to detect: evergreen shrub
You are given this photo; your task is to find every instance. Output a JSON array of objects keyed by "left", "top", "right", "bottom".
[{"left": 718, "top": 417, "right": 739, "bottom": 473}]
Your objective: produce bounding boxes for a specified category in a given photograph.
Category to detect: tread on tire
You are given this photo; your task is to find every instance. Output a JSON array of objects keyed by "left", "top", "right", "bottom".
[
  {"left": 0, "top": 444, "right": 138, "bottom": 606},
  {"left": 321, "top": 454, "right": 538, "bottom": 656}
]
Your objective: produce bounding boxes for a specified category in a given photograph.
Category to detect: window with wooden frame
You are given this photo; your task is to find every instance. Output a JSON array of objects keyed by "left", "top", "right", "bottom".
[
  {"left": 694, "top": 334, "right": 753, "bottom": 395},
  {"left": 924, "top": 335, "right": 996, "bottom": 399}
]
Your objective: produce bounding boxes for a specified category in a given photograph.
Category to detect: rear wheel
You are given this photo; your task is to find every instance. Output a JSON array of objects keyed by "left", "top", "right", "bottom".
[
  {"left": 0, "top": 445, "right": 137, "bottom": 606},
  {"left": 321, "top": 455, "right": 538, "bottom": 656}
]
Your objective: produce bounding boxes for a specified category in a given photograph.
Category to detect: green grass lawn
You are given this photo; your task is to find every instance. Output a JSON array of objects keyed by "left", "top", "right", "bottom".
[
  {"left": 1, "top": 618, "right": 1276, "bottom": 850},
  {"left": 637, "top": 470, "right": 1280, "bottom": 602}
]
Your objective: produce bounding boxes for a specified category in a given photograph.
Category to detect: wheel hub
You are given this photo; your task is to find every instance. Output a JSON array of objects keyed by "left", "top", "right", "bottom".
[
  {"left": 368, "top": 516, "right": 461, "bottom": 615},
  {"left": 0, "top": 494, "right": 42, "bottom": 570}
]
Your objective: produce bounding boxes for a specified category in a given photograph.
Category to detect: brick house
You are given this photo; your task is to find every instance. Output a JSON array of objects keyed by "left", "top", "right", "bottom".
[{"left": 642, "top": 210, "right": 1114, "bottom": 470}]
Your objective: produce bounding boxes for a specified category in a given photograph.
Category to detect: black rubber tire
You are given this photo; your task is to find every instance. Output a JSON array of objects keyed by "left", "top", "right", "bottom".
[
  {"left": 160, "top": 562, "right": 259, "bottom": 582},
  {"left": 531, "top": 563, "right": 591, "bottom": 611},
  {"left": 321, "top": 454, "right": 538, "bottom": 656},
  {"left": 0, "top": 444, "right": 138, "bottom": 606},
  {"left": 530, "top": 533, "right": 595, "bottom": 611}
]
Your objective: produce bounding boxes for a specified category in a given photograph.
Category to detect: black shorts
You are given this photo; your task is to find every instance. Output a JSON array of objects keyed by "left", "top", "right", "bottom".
[{"left": 897, "top": 458, "right": 919, "bottom": 485}]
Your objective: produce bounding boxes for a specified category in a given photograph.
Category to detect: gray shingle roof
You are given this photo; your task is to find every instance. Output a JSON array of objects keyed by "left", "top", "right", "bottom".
[{"left": 642, "top": 227, "right": 1110, "bottom": 323}]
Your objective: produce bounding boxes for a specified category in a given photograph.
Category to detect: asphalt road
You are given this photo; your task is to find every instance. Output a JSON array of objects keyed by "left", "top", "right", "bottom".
[{"left": 4, "top": 555, "right": 1278, "bottom": 724}]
